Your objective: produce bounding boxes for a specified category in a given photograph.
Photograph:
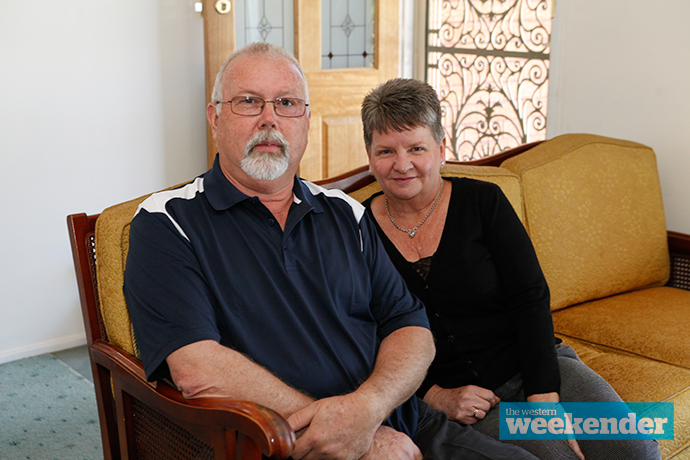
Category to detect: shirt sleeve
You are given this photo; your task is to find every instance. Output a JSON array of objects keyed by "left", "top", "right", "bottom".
[
  {"left": 359, "top": 212, "right": 431, "bottom": 341},
  {"left": 480, "top": 183, "right": 560, "bottom": 396},
  {"left": 124, "top": 208, "right": 222, "bottom": 381}
]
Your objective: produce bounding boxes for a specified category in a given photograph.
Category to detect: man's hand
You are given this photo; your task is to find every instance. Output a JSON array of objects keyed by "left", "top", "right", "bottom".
[
  {"left": 423, "top": 384, "right": 500, "bottom": 424},
  {"left": 287, "top": 393, "right": 382, "bottom": 460},
  {"left": 361, "top": 426, "right": 422, "bottom": 460}
]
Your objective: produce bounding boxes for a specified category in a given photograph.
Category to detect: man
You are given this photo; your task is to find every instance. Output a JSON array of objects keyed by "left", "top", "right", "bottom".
[{"left": 124, "top": 42, "right": 537, "bottom": 460}]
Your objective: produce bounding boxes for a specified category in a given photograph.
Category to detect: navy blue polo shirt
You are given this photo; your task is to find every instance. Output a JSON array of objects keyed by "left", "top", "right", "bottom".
[{"left": 123, "top": 157, "right": 430, "bottom": 437}]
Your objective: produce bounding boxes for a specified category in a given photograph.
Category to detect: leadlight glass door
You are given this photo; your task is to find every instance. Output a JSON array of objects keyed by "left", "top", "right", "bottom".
[
  {"left": 426, "top": 0, "right": 552, "bottom": 160},
  {"left": 201, "top": 0, "right": 399, "bottom": 180},
  {"left": 297, "top": 0, "right": 397, "bottom": 180}
]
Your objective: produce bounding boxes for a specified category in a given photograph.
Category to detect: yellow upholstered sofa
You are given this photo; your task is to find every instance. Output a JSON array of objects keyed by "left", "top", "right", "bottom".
[
  {"left": 503, "top": 134, "right": 690, "bottom": 459},
  {"left": 76, "top": 132, "right": 689, "bottom": 459},
  {"left": 335, "top": 133, "right": 690, "bottom": 459}
]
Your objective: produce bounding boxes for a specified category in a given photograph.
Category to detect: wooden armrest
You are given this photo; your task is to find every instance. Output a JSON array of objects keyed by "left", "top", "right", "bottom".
[
  {"left": 90, "top": 340, "right": 295, "bottom": 459},
  {"left": 463, "top": 140, "right": 544, "bottom": 166},
  {"left": 667, "top": 230, "right": 690, "bottom": 291},
  {"left": 669, "top": 230, "right": 690, "bottom": 255},
  {"left": 316, "top": 165, "right": 373, "bottom": 193}
]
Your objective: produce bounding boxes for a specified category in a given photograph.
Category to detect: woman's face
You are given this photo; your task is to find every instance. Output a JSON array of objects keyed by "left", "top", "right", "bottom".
[{"left": 367, "top": 125, "right": 446, "bottom": 202}]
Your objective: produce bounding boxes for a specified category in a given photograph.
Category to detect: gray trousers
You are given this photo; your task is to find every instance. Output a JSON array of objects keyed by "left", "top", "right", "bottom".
[
  {"left": 414, "top": 398, "right": 538, "bottom": 459},
  {"left": 468, "top": 344, "right": 662, "bottom": 460}
]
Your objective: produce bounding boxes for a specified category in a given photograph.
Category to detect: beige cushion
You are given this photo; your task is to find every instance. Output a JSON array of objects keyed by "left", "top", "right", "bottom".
[
  {"left": 553, "top": 286, "right": 690, "bottom": 369},
  {"left": 92, "top": 168, "right": 513, "bottom": 358},
  {"left": 94, "top": 168, "right": 515, "bottom": 358},
  {"left": 94, "top": 167, "right": 520, "bottom": 358},
  {"left": 95, "top": 193, "right": 152, "bottom": 358},
  {"left": 558, "top": 335, "right": 690, "bottom": 458},
  {"left": 558, "top": 334, "right": 690, "bottom": 402},
  {"left": 501, "top": 133, "right": 670, "bottom": 311},
  {"left": 349, "top": 164, "right": 526, "bottom": 224}
]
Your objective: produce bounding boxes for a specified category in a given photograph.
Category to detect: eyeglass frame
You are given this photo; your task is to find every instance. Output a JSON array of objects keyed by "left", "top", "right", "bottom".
[{"left": 215, "top": 96, "right": 310, "bottom": 118}]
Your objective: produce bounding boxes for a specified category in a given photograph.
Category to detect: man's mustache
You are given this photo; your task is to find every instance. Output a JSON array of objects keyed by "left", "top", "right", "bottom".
[{"left": 245, "top": 130, "right": 289, "bottom": 156}]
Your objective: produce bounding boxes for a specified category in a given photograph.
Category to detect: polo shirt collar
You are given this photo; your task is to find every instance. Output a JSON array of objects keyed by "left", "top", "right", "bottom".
[{"left": 205, "top": 155, "right": 324, "bottom": 214}]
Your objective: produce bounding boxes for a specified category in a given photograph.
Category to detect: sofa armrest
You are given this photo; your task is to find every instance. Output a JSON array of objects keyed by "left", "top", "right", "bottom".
[
  {"left": 667, "top": 230, "right": 690, "bottom": 291},
  {"left": 90, "top": 340, "right": 295, "bottom": 459}
]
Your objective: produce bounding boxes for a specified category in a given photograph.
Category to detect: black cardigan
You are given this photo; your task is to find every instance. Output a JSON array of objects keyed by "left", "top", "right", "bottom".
[{"left": 363, "top": 177, "right": 560, "bottom": 398}]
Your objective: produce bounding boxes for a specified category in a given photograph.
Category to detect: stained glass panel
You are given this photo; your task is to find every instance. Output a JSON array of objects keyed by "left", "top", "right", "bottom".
[
  {"left": 234, "top": 0, "right": 295, "bottom": 53},
  {"left": 322, "top": 0, "right": 375, "bottom": 69}
]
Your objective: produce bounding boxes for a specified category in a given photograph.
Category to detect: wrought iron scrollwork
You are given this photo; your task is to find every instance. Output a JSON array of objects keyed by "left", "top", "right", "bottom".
[{"left": 427, "top": 0, "right": 551, "bottom": 160}]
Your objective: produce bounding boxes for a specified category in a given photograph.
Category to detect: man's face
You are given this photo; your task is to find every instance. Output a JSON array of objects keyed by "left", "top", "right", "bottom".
[{"left": 208, "top": 54, "right": 310, "bottom": 186}]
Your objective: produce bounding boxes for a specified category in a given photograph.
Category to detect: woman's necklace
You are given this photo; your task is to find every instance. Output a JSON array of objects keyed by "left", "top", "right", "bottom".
[{"left": 385, "top": 179, "right": 444, "bottom": 238}]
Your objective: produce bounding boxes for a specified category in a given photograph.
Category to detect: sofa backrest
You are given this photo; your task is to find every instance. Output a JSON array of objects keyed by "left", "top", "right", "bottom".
[
  {"left": 94, "top": 165, "right": 524, "bottom": 357},
  {"left": 349, "top": 163, "right": 526, "bottom": 223},
  {"left": 501, "top": 133, "right": 670, "bottom": 311}
]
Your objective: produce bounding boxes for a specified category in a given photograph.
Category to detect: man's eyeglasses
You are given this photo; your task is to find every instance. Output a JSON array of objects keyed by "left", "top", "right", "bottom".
[{"left": 216, "top": 96, "right": 309, "bottom": 118}]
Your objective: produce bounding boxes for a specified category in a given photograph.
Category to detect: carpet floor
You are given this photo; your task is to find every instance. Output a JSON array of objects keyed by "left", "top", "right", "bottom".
[{"left": 0, "top": 354, "right": 103, "bottom": 459}]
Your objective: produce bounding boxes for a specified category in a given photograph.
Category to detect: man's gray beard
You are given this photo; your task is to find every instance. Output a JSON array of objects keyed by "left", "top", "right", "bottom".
[{"left": 240, "top": 130, "right": 290, "bottom": 181}]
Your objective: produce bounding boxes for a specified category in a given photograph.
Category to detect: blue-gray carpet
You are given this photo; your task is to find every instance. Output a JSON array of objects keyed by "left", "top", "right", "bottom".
[{"left": 0, "top": 354, "right": 103, "bottom": 459}]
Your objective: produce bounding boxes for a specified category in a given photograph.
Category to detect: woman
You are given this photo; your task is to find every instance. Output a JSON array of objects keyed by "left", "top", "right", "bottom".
[{"left": 360, "top": 78, "right": 661, "bottom": 460}]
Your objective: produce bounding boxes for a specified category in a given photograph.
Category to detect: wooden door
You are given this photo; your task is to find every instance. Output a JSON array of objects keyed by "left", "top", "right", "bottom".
[
  {"left": 201, "top": 0, "right": 399, "bottom": 181},
  {"left": 201, "top": 0, "right": 236, "bottom": 167}
]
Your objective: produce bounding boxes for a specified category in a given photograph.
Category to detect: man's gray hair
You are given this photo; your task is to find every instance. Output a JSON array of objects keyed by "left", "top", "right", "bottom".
[
  {"left": 212, "top": 43, "right": 309, "bottom": 116},
  {"left": 361, "top": 78, "right": 444, "bottom": 150}
]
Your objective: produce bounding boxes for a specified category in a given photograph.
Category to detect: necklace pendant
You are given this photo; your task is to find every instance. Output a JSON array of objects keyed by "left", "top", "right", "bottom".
[{"left": 385, "top": 179, "right": 444, "bottom": 240}]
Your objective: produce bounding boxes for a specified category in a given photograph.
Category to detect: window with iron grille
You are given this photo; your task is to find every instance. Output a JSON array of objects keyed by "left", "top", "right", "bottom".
[{"left": 426, "top": 0, "right": 552, "bottom": 160}]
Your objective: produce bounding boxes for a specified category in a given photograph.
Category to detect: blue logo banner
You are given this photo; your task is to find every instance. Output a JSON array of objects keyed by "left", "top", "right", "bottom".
[{"left": 499, "top": 402, "right": 673, "bottom": 440}]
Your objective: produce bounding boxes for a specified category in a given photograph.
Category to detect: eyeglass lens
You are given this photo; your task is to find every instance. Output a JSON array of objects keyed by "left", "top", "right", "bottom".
[{"left": 231, "top": 97, "right": 306, "bottom": 117}]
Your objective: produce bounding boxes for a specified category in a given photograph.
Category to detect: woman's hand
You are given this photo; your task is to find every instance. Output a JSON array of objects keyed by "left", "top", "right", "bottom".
[
  {"left": 526, "top": 392, "right": 585, "bottom": 460},
  {"left": 423, "top": 384, "right": 500, "bottom": 424}
]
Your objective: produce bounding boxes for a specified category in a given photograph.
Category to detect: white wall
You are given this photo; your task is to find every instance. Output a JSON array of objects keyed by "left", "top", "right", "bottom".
[
  {"left": 547, "top": 0, "right": 690, "bottom": 234},
  {"left": 1, "top": 0, "right": 689, "bottom": 363},
  {"left": 0, "top": 1, "right": 207, "bottom": 363}
]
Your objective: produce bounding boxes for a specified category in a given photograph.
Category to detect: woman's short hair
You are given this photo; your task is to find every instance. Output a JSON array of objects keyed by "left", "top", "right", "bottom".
[
  {"left": 212, "top": 43, "right": 309, "bottom": 115},
  {"left": 361, "top": 78, "right": 444, "bottom": 150}
]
